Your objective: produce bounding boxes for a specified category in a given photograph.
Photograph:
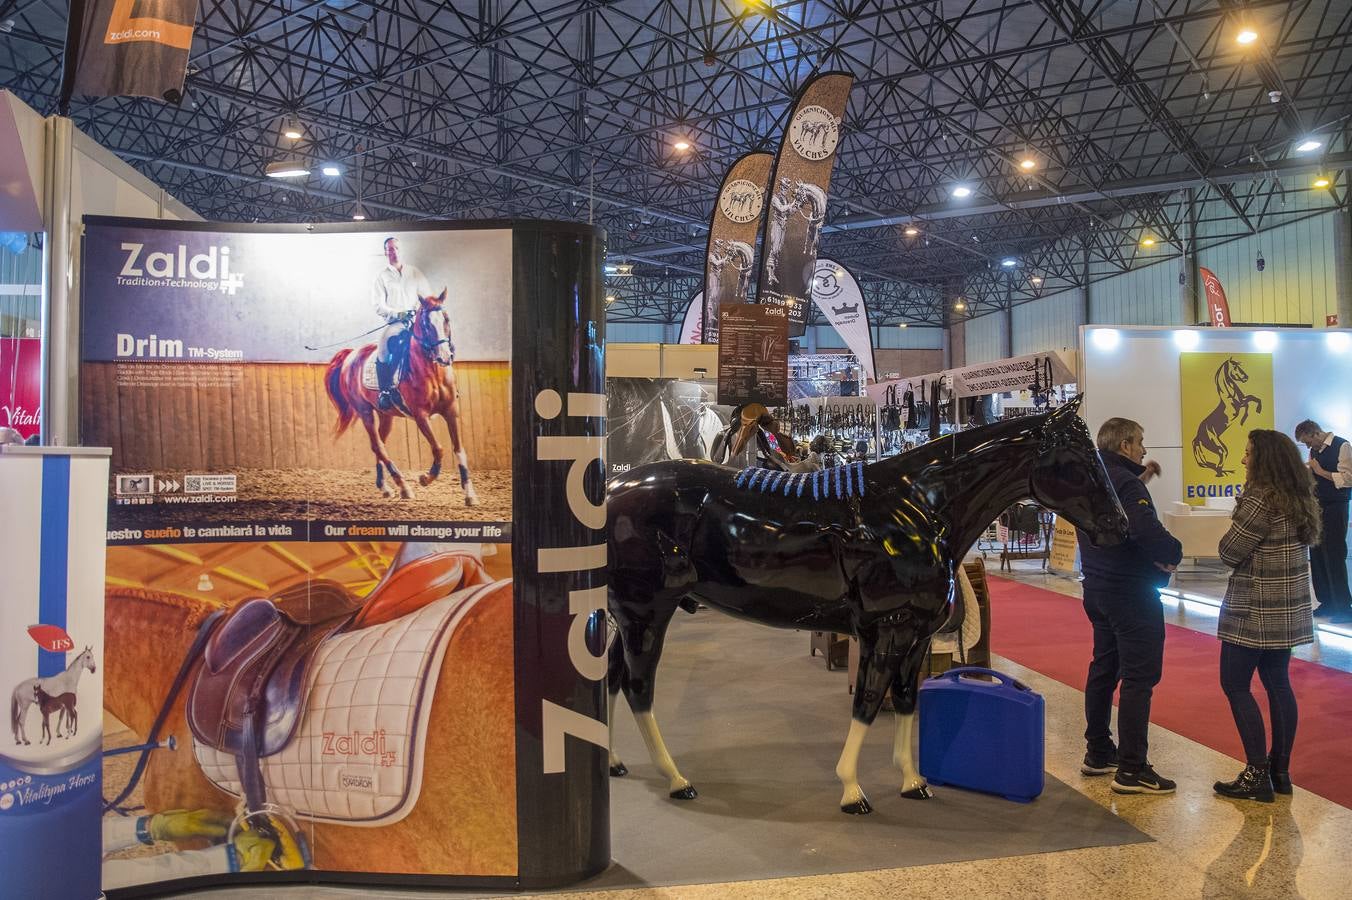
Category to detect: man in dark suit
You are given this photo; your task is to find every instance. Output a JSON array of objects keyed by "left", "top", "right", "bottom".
[
  {"left": 1294, "top": 420, "right": 1352, "bottom": 622},
  {"left": 1076, "top": 417, "right": 1183, "bottom": 796}
]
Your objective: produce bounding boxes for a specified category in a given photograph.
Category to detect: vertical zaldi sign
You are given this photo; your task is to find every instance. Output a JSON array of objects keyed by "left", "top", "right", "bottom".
[
  {"left": 757, "top": 72, "right": 854, "bottom": 338},
  {"left": 717, "top": 302, "right": 788, "bottom": 406},
  {"left": 703, "top": 152, "right": 773, "bottom": 344},
  {"left": 1179, "top": 351, "right": 1274, "bottom": 505},
  {"left": 60, "top": 0, "right": 200, "bottom": 108},
  {"left": 1199, "top": 267, "right": 1232, "bottom": 328}
]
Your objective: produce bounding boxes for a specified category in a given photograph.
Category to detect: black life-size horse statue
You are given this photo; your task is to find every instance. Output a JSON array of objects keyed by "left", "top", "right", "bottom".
[{"left": 606, "top": 396, "right": 1129, "bottom": 814}]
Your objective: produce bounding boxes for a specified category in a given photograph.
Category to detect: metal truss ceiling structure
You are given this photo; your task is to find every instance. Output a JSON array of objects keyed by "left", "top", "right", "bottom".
[{"left": 4, "top": 1, "right": 1351, "bottom": 327}]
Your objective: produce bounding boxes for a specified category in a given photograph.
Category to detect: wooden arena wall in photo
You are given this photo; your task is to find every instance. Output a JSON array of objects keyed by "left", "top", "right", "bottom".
[{"left": 81, "top": 361, "right": 511, "bottom": 472}]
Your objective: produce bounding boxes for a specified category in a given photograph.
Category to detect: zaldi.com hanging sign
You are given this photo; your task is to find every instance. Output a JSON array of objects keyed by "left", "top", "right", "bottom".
[{"left": 1179, "top": 352, "right": 1274, "bottom": 505}]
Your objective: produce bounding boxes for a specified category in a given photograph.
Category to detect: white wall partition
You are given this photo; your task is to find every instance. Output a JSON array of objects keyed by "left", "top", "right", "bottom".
[{"left": 1079, "top": 325, "right": 1352, "bottom": 509}]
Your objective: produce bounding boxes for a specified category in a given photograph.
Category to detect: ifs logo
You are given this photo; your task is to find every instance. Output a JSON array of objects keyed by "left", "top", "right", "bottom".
[
  {"left": 116, "top": 241, "right": 246, "bottom": 294},
  {"left": 789, "top": 105, "right": 841, "bottom": 161}
]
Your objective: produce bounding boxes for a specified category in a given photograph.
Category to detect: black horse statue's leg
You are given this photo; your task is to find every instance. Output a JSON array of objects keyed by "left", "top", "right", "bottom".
[
  {"left": 891, "top": 634, "right": 934, "bottom": 799},
  {"left": 606, "top": 637, "right": 628, "bottom": 777},
  {"left": 609, "top": 594, "right": 696, "bottom": 799},
  {"left": 835, "top": 625, "right": 907, "bottom": 814}
]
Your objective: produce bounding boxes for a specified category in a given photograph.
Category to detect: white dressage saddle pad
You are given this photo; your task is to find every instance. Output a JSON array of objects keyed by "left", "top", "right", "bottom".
[
  {"left": 194, "top": 579, "right": 503, "bottom": 825},
  {"left": 360, "top": 354, "right": 382, "bottom": 391}
]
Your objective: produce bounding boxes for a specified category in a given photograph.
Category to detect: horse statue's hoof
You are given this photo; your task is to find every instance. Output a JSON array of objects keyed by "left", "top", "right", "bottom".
[
  {"left": 669, "top": 785, "right": 698, "bottom": 800},
  {"left": 609, "top": 763, "right": 628, "bottom": 777},
  {"left": 841, "top": 795, "right": 873, "bottom": 815},
  {"left": 900, "top": 784, "right": 934, "bottom": 800}
]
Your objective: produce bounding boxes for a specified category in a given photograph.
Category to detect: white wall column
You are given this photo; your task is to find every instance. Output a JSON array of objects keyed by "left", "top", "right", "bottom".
[{"left": 40, "top": 115, "right": 74, "bottom": 445}]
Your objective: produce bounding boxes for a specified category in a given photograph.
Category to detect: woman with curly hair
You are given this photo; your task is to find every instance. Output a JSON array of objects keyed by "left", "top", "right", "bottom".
[{"left": 1214, "top": 429, "right": 1320, "bottom": 802}]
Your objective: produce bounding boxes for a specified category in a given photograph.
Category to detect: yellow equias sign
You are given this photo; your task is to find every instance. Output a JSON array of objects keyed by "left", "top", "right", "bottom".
[{"left": 1179, "top": 352, "right": 1274, "bottom": 505}]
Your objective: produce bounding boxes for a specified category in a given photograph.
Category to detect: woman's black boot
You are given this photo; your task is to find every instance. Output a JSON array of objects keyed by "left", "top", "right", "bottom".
[
  {"left": 1267, "top": 756, "right": 1292, "bottom": 796},
  {"left": 1214, "top": 764, "right": 1275, "bottom": 802}
]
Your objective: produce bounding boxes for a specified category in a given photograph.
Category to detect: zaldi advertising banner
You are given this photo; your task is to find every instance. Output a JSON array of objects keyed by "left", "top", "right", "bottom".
[
  {"left": 1199, "top": 267, "right": 1233, "bottom": 327},
  {"left": 756, "top": 72, "right": 853, "bottom": 338},
  {"left": 80, "top": 218, "right": 608, "bottom": 893},
  {"left": 679, "top": 291, "right": 703, "bottom": 344},
  {"left": 1179, "top": 351, "right": 1274, "bottom": 505},
  {"left": 717, "top": 302, "right": 788, "bottom": 406},
  {"left": 811, "top": 259, "right": 875, "bottom": 382},
  {"left": 61, "top": 0, "right": 200, "bottom": 107},
  {"left": 703, "top": 152, "right": 772, "bottom": 344}
]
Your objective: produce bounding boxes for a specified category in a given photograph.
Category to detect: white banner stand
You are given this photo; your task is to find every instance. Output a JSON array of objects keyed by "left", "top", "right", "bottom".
[{"left": 0, "top": 445, "right": 110, "bottom": 899}]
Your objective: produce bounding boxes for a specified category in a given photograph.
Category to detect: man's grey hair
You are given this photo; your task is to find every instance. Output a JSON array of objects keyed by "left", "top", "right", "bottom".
[
  {"left": 1096, "top": 417, "right": 1143, "bottom": 453},
  {"left": 1293, "top": 419, "right": 1322, "bottom": 439}
]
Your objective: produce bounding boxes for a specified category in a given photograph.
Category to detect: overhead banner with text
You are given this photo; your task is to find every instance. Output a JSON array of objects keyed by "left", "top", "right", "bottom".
[
  {"left": 1199, "top": 266, "right": 1232, "bottom": 327},
  {"left": 60, "top": 0, "right": 201, "bottom": 108},
  {"left": 703, "top": 152, "right": 773, "bottom": 344},
  {"left": 717, "top": 302, "right": 788, "bottom": 406},
  {"left": 756, "top": 72, "right": 853, "bottom": 338},
  {"left": 811, "top": 259, "right": 875, "bottom": 382},
  {"left": 1180, "top": 351, "right": 1273, "bottom": 505}
]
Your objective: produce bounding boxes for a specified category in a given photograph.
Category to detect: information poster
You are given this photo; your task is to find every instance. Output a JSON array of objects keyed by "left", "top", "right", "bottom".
[
  {"left": 1179, "top": 352, "right": 1274, "bottom": 505},
  {"left": 717, "top": 303, "right": 788, "bottom": 406},
  {"left": 80, "top": 220, "right": 528, "bottom": 893}
]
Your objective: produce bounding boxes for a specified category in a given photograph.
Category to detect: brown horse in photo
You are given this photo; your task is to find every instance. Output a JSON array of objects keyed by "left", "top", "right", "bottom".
[
  {"left": 324, "top": 290, "right": 478, "bottom": 504},
  {"left": 34, "top": 685, "right": 77, "bottom": 744}
]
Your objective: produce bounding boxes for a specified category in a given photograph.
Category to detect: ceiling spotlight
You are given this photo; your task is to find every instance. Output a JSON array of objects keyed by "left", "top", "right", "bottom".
[
  {"left": 1031, "top": 276, "right": 1043, "bottom": 285},
  {"left": 1001, "top": 258, "right": 1017, "bottom": 268},
  {"left": 351, "top": 202, "right": 367, "bottom": 221},
  {"left": 282, "top": 118, "right": 303, "bottom": 140},
  {"left": 1294, "top": 138, "right": 1323, "bottom": 153},
  {"left": 605, "top": 294, "right": 617, "bottom": 304},
  {"left": 673, "top": 139, "right": 692, "bottom": 151},
  {"left": 265, "top": 158, "right": 309, "bottom": 178},
  {"left": 903, "top": 225, "right": 919, "bottom": 236},
  {"left": 1140, "top": 236, "right": 1156, "bottom": 247},
  {"left": 897, "top": 323, "right": 909, "bottom": 329},
  {"left": 953, "top": 299, "right": 967, "bottom": 311},
  {"left": 1236, "top": 29, "right": 1258, "bottom": 45},
  {"left": 321, "top": 164, "right": 341, "bottom": 177},
  {"left": 616, "top": 263, "right": 634, "bottom": 276},
  {"left": 1019, "top": 158, "right": 1036, "bottom": 171},
  {"left": 1314, "top": 174, "right": 1331, "bottom": 189},
  {"left": 951, "top": 185, "right": 973, "bottom": 198}
]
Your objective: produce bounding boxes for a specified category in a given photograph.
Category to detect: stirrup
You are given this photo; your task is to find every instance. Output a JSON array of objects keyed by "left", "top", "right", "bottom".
[{"left": 229, "top": 803, "right": 311, "bottom": 870}]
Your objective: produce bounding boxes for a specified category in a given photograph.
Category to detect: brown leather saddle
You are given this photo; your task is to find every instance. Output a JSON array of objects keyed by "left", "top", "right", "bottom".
[{"left": 186, "top": 547, "right": 482, "bottom": 816}]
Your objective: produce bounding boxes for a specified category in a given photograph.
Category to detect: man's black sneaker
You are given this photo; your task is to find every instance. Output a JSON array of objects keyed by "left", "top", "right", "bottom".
[
  {"left": 1112, "top": 765, "right": 1176, "bottom": 795},
  {"left": 1081, "top": 750, "right": 1119, "bottom": 776}
]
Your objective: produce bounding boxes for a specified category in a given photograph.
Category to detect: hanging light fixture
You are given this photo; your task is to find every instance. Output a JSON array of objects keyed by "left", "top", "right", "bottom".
[
  {"left": 352, "top": 202, "right": 367, "bottom": 221},
  {"left": 1236, "top": 28, "right": 1258, "bottom": 46},
  {"left": 265, "top": 158, "right": 309, "bottom": 178},
  {"left": 282, "top": 117, "right": 303, "bottom": 140},
  {"left": 903, "top": 225, "right": 919, "bottom": 237}
]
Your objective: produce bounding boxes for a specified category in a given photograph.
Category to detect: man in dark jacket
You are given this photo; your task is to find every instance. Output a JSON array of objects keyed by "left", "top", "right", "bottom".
[
  {"left": 1294, "top": 419, "right": 1352, "bottom": 622},
  {"left": 1076, "top": 417, "right": 1183, "bottom": 796}
]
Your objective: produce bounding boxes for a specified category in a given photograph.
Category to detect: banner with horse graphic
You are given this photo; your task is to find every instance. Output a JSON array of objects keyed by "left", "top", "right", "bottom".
[
  {"left": 703, "top": 152, "right": 773, "bottom": 344},
  {"left": 82, "top": 220, "right": 610, "bottom": 893},
  {"left": 1179, "top": 352, "right": 1274, "bottom": 505}
]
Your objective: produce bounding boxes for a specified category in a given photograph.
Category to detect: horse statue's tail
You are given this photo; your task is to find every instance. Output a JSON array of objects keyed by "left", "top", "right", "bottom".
[{"left": 325, "top": 348, "right": 356, "bottom": 437}]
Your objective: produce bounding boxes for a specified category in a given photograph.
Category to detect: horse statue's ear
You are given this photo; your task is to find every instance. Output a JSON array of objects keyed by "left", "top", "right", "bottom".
[{"left": 1047, "top": 393, "right": 1083, "bottom": 422}]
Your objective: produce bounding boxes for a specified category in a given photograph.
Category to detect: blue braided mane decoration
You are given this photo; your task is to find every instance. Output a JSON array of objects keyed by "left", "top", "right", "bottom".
[{"left": 733, "top": 461, "right": 867, "bottom": 501}]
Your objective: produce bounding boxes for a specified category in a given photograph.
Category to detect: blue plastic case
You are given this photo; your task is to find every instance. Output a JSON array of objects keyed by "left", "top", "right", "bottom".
[{"left": 917, "top": 666, "right": 1045, "bottom": 803}]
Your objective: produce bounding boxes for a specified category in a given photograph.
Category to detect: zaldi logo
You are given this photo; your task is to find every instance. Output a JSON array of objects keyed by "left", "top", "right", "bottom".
[
  {"left": 117, "top": 241, "right": 246, "bottom": 294},
  {"left": 789, "top": 105, "right": 841, "bottom": 161},
  {"left": 103, "top": 0, "right": 195, "bottom": 49},
  {"left": 1179, "top": 351, "right": 1274, "bottom": 505},
  {"left": 719, "top": 179, "right": 764, "bottom": 224}
]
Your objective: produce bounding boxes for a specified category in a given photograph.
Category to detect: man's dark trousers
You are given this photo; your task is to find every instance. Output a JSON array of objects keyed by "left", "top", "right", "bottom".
[
  {"left": 1311, "top": 501, "right": 1351, "bottom": 615},
  {"left": 1083, "top": 577, "right": 1166, "bottom": 770}
]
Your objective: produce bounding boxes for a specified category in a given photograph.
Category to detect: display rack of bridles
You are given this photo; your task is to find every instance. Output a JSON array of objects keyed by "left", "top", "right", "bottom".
[{"left": 774, "top": 401, "right": 880, "bottom": 462}]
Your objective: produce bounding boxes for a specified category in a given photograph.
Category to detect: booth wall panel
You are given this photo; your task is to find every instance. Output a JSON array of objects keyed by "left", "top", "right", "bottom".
[
  {"left": 80, "top": 361, "right": 511, "bottom": 472},
  {"left": 1196, "top": 211, "right": 1338, "bottom": 327},
  {"left": 964, "top": 312, "right": 1007, "bottom": 364},
  {"left": 607, "top": 322, "right": 667, "bottom": 343},
  {"left": 1088, "top": 261, "right": 1185, "bottom": 325},
  {"left": 1013, "top": 291, "right": 1083, "bottom": 355}
]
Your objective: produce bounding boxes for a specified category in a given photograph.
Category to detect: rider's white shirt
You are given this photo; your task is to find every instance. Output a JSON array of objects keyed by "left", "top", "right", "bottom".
[{"left": 372, "top": 263, "right": 432, "bottom": 321}]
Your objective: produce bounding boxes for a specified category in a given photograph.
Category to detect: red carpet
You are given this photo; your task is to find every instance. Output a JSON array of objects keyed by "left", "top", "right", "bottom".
[{"left": 987, "top": 576, "right": 1352, "bottom": 809}]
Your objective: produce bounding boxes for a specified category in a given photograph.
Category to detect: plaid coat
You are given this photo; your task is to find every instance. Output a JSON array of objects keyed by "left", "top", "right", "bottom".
[{"left": 1218, "top": 493, "right": 1315, "bottom": 649}]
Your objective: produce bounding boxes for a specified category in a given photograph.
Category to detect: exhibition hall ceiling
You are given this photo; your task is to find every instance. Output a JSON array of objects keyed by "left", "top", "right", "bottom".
[{"left": 3, "top": 1, "right": 1351, "bottom": 325}]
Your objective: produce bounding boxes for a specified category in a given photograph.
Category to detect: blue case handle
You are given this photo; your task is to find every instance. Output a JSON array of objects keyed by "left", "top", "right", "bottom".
[{"left": 932, "top": 666, "right": 1032, "bottom": 693}]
